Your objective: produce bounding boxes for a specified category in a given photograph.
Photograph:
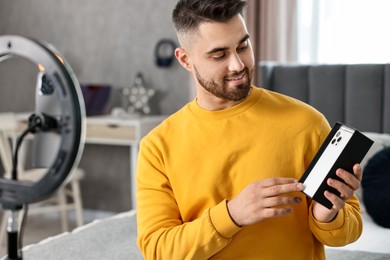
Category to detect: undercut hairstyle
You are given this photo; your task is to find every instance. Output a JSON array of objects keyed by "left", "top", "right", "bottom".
[{"left": 172, "top": 0, "right": 247, "bottom": 44}]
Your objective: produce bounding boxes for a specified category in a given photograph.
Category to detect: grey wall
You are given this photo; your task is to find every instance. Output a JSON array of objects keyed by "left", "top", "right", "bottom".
[
  {"left": 0, "top": 0, "right": 190, "bottom": 212},
  {"left": 0, "top": 0, "right": 189, "bottom": 115}
]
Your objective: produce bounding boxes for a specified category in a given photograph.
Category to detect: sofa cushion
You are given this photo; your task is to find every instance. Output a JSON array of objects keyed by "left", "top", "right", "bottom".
[{"left": 362, "top": 147, "right": 390, "bottom": 228}]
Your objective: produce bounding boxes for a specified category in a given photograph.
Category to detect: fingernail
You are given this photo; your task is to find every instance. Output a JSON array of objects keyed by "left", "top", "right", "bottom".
[{"left": 297, "top": 183, "right": 304, "bottom": 189}]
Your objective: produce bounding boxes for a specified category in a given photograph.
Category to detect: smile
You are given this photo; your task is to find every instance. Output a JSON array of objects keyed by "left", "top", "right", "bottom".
[{"left": 226, "top": 72, "right": 245, "bottom": 81}]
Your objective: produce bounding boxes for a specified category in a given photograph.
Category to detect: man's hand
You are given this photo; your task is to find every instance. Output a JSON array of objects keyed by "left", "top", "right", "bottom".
[
  {"left": 312, "top": 164, "right": 362, "bottom": 222},
  {"left": 227, "top": 178, "right": 304, "bottom": 226}
]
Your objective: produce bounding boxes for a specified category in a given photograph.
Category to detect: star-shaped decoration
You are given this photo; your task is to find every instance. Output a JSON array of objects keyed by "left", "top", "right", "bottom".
[{"left": 122, "top": 73, "right": 156, "bottom": 115}]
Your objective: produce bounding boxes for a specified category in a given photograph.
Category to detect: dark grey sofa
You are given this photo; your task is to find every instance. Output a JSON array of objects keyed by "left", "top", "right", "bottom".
[{"left": 259, "top": 62, "right": 390, "bottom": 133}]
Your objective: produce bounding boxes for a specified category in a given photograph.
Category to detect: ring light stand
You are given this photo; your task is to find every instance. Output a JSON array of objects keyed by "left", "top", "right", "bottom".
[{"left": 0, "top": 35, "right": 85, "bottom": 259}]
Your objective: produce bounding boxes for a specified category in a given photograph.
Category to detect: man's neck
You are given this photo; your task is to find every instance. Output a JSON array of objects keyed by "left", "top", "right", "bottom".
[{"left": 196, "top": 87, "right": 252, "bottom": 111}]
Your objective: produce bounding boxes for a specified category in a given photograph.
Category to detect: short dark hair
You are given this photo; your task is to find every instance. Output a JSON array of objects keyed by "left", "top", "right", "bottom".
[{"left": 172, "top": 0, "right": 247, "bottom": 34}]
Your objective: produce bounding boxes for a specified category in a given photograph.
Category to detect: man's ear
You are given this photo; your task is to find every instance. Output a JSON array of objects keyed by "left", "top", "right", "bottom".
[{"left": 175, "top": 47, "right": 192, "bottom": 72}]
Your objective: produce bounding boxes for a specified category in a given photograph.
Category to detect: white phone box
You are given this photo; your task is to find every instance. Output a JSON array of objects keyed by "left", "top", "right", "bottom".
[{"left": 299, "top": 122, "right": 373, "bottom": 209}]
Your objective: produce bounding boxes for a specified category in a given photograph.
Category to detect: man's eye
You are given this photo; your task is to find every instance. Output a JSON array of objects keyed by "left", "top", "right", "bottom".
[
  {"left": 238, "top": 43, "right": 248, "bottom": 51},
  {"left": 211, "top": 52, "right": 225, "bottom": 60}
]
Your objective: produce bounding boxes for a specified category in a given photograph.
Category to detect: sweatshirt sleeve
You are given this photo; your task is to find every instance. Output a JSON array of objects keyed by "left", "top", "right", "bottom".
[
  {"left": 308, "top": 195, "right": 363, "bottom": 246},
  {"left": 136, "top": 139, "right": 241, "bottom": 260}
]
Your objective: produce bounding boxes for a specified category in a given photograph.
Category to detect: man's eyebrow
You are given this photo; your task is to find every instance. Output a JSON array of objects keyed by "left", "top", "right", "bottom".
[
  {"left": 239, "top": 34, "right": 250, "bottom": 45},
  {"left": 205, "top": 34, "right": 250, "bottom": 55}
]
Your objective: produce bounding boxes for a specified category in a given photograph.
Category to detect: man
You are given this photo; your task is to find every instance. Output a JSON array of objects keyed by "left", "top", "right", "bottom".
[{"left": 136, "top": 0, "right": 362, "bottom": 259}]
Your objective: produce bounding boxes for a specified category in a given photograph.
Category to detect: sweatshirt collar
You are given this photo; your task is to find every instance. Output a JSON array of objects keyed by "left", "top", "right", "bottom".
[{"left": 188, "top": 86, "right": 262, "bottom": 120}]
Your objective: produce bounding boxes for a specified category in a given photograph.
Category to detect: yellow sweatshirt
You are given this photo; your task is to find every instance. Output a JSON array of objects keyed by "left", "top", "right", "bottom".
[{"left": 136, "top": 86, "right": 362, "bottom": 260}]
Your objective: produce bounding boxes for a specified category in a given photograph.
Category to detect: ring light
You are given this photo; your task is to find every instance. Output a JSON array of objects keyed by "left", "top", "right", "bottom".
[{"left": 0, "top": 35, "right": 85, "bottom": 207}]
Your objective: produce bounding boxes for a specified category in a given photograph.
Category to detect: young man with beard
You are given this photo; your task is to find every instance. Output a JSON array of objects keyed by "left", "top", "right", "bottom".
[{"left": 136, "top": 0, "right": 363, "bottom": 259}]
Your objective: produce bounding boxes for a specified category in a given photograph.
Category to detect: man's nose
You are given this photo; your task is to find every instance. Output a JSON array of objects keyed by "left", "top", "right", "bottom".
[{"left": 228, "top": 52, "right": 245, "bottom": 72}]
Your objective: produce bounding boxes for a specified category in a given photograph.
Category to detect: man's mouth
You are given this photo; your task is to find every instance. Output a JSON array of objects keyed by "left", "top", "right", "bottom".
[{"left": 226, "top": 71, "right": 245, "bottom": 81}]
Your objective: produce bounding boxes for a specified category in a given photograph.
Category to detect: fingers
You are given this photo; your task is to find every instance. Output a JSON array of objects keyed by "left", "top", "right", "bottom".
[
  {"left": 254, "top": 178, "right": 304, "bottom": 211},
  {"left": 228, "top": 177, "right": 305, "bottom": 226},
  {"left": 259, "top": 178, "right": 305, "bottom": 198},
  {"left": 262, "top": 207, "right": 294, "bottom": 218},
  {"left": 327, "top": 164, "right": 362, "bottom": 201},
  {"left": 337, "top": 164, "right": 362, "bottom": 189},
  {"left": 324, "top": 190, "right": 345, "bottom": 211},
  {"left": 261, "top": 195, "right": 302, "bottom": 208},
  {"left": 261, "top": 177, "right": 297, "bottom": 186},
  {"left": 327, "top": 177, "right": 354, "bottom": 200},
  {"left": 352, "top": 164, "right": 362, "bottom": 181}
]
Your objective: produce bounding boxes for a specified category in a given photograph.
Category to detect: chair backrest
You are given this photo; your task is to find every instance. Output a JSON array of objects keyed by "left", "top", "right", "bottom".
[{"left": 0, "top": 113, "right": 22, "bottom": 178}]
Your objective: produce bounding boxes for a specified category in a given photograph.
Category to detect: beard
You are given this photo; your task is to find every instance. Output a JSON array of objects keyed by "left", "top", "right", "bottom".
[{"left": 194, "top": 65, "right": 254, "bottom": 102}]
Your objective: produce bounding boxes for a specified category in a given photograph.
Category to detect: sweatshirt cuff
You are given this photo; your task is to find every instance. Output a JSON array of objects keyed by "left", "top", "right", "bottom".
[
  {"left": 209, "top": 199, "right": 242, "bottom": 239},
  {"left": 309, "top": 204, "right": 345, "bottom": 231}
]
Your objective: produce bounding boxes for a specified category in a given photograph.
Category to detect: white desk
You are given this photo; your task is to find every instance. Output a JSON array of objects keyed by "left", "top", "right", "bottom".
[
  {"left": 11, "top": 113, "right": 165, "bottom": 209},
  {"left": 85, "top": 115, "right": 166, "bottom": 208}
]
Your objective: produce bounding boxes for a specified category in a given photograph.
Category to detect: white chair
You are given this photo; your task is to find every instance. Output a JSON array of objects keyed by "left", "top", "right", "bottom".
[{"left": 0, "top": 112, "right": 85, "bottom": 245}]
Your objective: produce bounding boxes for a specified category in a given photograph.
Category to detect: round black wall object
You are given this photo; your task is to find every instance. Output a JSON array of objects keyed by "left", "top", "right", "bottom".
[{"left": 155, "top": 39, "right": 176, "bottom": 68}]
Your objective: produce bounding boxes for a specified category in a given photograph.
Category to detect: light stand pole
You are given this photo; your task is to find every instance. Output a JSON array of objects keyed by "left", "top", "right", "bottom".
[{"left": 6, "top": 207, "right": 22, "bottom": 260}]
